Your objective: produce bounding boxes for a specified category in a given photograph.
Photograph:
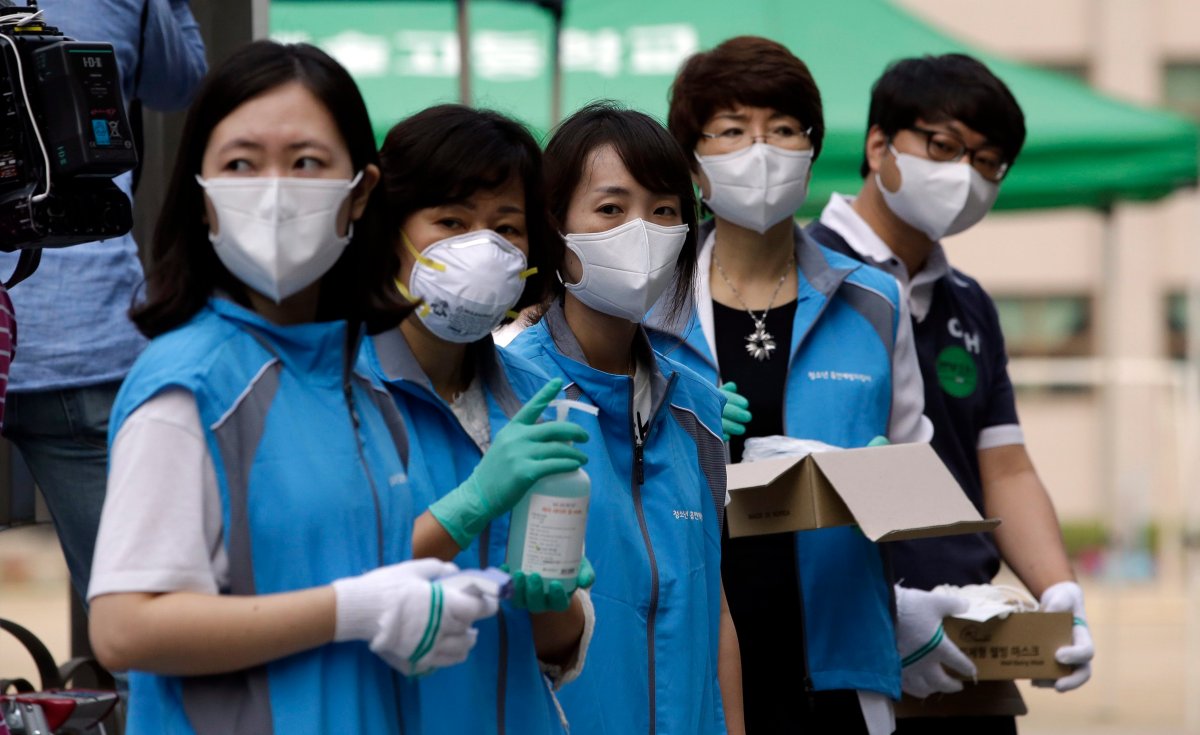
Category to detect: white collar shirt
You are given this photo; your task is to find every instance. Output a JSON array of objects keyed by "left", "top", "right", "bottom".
[{"left": 819, "top": 194, "right": 951, "bottom": 323}]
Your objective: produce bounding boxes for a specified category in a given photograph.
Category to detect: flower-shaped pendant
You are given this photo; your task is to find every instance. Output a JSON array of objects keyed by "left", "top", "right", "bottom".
[{"left": 744, "top": 319, "right": 776, "bottom": 361}]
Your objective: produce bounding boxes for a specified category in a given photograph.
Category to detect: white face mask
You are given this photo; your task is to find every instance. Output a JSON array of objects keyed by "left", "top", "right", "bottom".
[
  {"left": 563, "top": 218, "right": 689, "bottom": 323},
  {"left": 696, "top": 143, "right": 813, "bottom": 234},
  {"left": 878, "top": 146, "right": 999, "bottom": 241},
  {"left": 399, "top": 229, "right": 535, "bottom": 343},
  {"left": 197, "top": 172, "right": 362, "bottom": 303}
]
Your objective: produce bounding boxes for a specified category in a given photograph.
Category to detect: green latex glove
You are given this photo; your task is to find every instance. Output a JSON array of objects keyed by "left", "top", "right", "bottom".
[
  {"left": 719, "top": 382, "right": 752, "bottom": 441},
  {"left": 867, "top": 435, "right": 890, "bottom": 447},
  {"left": 430, "top": 379, "right": 589, "bottom": 549},
  {"left": 503, "top": 557, "right": 596, "bottom": 614}
]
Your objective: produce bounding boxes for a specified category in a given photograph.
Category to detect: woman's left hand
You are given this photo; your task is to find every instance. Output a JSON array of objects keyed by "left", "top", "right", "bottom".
[
  {"left": 505, "top": 557, "right": 595, "bottom": 613},
  {"left": 719, "top": 382, "right": 752, "bottom": 441}
]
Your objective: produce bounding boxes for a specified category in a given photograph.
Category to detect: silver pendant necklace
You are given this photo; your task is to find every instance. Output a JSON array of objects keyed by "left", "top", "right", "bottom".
[{"left": 713, "top": 248, "right": 794, "bottom": 361}]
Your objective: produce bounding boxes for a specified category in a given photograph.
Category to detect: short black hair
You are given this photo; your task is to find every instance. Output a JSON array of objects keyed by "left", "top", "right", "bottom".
[
  {"left": 131, "top": 40, "right": 410, "bottom": 338},
  {"left": 378, "top": 105, "right": 557, "bottom": 315},
  {"left": 860, "top": 53, "right": 1026, "bottom": 177},
  {"left": 543, "top": 101, "right": 699, "bottom": 321}
]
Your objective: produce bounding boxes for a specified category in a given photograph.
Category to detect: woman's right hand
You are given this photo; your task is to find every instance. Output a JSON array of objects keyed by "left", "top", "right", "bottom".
[
  {"left": 429, "top": 378, "right": 589, "bottom": 548},
  {"left": 332, "top": 558, "right": 498, "bottom": 676}
]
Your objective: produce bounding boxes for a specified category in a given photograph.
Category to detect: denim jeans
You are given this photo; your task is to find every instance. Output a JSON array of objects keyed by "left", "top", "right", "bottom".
[{"left": 3, "top": 382, "right": 120, "bottom": 600}]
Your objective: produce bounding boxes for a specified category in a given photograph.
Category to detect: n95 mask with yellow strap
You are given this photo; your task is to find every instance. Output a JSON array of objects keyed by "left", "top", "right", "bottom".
[{"left": 399, "top": 230, "right": 535, "bottom": 343}]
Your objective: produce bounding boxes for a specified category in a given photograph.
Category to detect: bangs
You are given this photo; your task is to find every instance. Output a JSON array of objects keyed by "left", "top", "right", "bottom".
[
  {"left": 669, "top": 36, "right": 824, "bottom": 164},
  {"left": 379, "top": 104, "right": 539, "bottom": 213},
  {"left": 604, "top": 120, "right": 694, "bottom": 204}
]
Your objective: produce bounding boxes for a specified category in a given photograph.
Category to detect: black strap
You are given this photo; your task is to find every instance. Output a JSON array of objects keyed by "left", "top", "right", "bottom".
[
  {"left": 0, "top": 677, "right": 36, "bottom": 694},
  {"left": 4, "top": 247, "right": 41, "bottom": 288},
  {"left": 0, "top": 617, "right": 63, "bottom": 691},
  {"left": 129, "top": 0, "right": 150, "bottom": 194},
  {"left": 57, "top": 657, "right": 117, "bottom": 690}
]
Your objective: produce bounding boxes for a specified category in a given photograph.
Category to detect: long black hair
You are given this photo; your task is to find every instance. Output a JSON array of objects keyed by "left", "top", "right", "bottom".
[
  {"left": 543, "top": 101, "right": 699, "bottom": 321},
  {"left": 131, "top": 40, "right": 410, "bottom": 337},
  {"left": 378, "top": 104, "right": 558, "bottom": 316}
]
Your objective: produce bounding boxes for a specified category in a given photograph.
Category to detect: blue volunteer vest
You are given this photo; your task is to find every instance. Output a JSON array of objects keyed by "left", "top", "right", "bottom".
[
  {"left": 109, "top": 298, "right": 418, "bottom": 735},
  {"left": 509, "top": 302, "right": 729, "bottom": 735},
  {"left": 646, "top": 222, "right": 904, "bottom": 699},
  {"left": 359, "top": 329, "right": 567, "bottom": 735}
]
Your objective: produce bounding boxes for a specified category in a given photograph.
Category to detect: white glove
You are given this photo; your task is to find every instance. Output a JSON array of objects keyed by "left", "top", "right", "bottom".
[
  {"left": 332, "top": 558, "right": 500, "bottom": 676},
  {"left": 1033, "top": 580, "right": 1093, "bottom": 692},
  {"left": 895, "top": 585, "right": 978, "bottom": 698}
]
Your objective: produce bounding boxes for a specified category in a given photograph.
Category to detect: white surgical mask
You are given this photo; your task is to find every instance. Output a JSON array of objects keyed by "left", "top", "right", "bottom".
[
  {"left": 696, "top": 143, "right": 813, "bottom": 234},
  {"left": 563, "top": 218, "right": 689, "bottom": 323},
  {"left": 399, "top": 229, "right": 535, "bottom": 343},
  {"left": 197, "top": 172, "right": 362, "bottom": 303},
  {"left": 878, "top": 146, "right": 999, "bottom": 241}
]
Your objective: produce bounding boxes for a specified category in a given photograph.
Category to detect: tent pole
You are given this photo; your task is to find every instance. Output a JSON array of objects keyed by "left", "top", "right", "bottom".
[
  {"left": 457, "top": 0, "right": 470, "bottom": 105},
  {"left": 1098, "top": 202, "right": 1122, "bottom": 721},
  {"left": 1186, "top": 186, "right": 1200, "bottom": 732},
  {"left": 550, "top": 5, "right": 563, "bottom": 126}
]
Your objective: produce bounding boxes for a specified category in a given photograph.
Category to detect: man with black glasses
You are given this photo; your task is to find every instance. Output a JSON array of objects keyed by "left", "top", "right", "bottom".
[{"left": 808, "top": 53, "right": 1094, "bottom": 734}]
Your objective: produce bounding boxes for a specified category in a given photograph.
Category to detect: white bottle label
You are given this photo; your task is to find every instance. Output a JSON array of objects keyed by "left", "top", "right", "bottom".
[{"left": 520, "top": 493, "right": 588, "bottom": 579}]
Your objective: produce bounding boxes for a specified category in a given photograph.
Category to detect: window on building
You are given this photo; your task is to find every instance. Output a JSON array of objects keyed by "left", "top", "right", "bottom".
[
  {"left": 1167, "top": 291, "right": 1187, "bottom": 359},
  {"left": 1165, "top": 64, "right": 1200, "bottom": 120},
  {"left": 993, "top": 295, "right": 1093, "bottom": 358}
]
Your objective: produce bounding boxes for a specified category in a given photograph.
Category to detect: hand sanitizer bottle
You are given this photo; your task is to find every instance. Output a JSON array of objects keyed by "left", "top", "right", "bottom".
[{"left": 506, "top": 398, "right": 598, "bottom": 593}]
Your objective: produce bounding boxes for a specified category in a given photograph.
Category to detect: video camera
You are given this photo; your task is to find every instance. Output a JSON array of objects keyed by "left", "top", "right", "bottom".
[{"left": 0, "top": 1, "right": 137, "bottom": 285}]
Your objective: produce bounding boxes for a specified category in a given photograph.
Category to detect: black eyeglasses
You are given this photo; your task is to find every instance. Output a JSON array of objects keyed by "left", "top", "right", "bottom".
[{"left": 905, "top": 126, "right": 1011, "bottom": 182}]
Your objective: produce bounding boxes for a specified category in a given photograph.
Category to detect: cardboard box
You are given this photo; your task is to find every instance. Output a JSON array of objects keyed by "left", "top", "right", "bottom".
[
  {"left": 724, "top": 443, "right": 1000, "bottom": 541},
  {"left": 944, "top": 611, "right": 1074, "bottom": 680}
]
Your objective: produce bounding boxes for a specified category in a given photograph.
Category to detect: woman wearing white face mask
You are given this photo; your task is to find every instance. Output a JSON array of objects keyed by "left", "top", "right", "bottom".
[
  {"left": 647, "top": 37, "right": 933, "bottom": 735},
  {"left": 359, "top": 104, "right": 595, "bottom": 735},
  {"left": 86, "top": 43, "right": 499, "bottom": 735},
  {"left": 508, "top": 102, "right": 745, "bottom": 735}
]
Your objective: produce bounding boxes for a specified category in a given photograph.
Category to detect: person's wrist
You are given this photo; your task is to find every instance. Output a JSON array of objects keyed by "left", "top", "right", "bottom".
[
  {"left": 429, "top": 477, "right": 490, "bottom": 549},
  {"left": 331, "top": 576, "right": 383, "bottom": 642}
]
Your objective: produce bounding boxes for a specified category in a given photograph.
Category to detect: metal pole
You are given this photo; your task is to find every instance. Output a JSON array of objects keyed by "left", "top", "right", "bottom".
[
  {"left": 457, "top": 0, "right": 470, "bottom": 105},
  {"left": 1185, "top": 185, "right": 1200, "bottom": 732},
  {"left": 1097, "top": 202, "right": 1121, "bottom": 722},
  {"left": 550, "top": 8, "right": 562, "bottom": 126}
]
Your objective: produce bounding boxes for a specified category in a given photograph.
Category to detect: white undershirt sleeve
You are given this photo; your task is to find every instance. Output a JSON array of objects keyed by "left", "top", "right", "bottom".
[
  {"left": 87, "top": 388, "right": 228, "bottom": 601},
  {"left": 977, "top": 423, "right": 1025, "bottom": 450},
  {"left": 887, "top": 291, "right": 934, "bottom": 444}
]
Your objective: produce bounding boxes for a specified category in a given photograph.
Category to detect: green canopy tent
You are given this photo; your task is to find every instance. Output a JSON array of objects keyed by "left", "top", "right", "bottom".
[{"left": 270, "top": 0, "right": 1199, "bottom": 213}]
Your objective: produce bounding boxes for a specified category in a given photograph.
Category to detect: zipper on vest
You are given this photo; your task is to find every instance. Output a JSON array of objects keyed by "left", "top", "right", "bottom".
[
  {"left": 634, "top": 438, "right": 646, "bottom": 485},
  {"left": 630, "top": 390, "right": 659, "bottom": 735},
  {"left": 478, "top": 526, "right": 510, "bottom": 735},
  {"left": 345, "top": 381, "right": 386, "bottom": 567}
]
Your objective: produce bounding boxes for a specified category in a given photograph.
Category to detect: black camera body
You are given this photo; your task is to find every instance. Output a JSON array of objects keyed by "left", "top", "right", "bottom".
[{"left": 0, "top": 4, "right": 136, "bottom": 254}]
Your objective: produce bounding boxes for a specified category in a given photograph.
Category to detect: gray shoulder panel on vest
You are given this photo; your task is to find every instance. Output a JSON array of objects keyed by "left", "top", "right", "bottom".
[
  {"left": 211, "top": 359, "right": 282, "bottom": 597},
  {"left": 189, "top": 360, "right": 282, "bottom": 734},
  {"left": 667, "top": 404, "right": 727, "bottom": 530},
  {"left": 183, "top": 668, "right": 274, "bottom": 735},
  {"left": 356, "top": 375, "right": 412, "bottom": 469},
  {"left": 839, "top": 282, "right": 896, "bottom": 357}
]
